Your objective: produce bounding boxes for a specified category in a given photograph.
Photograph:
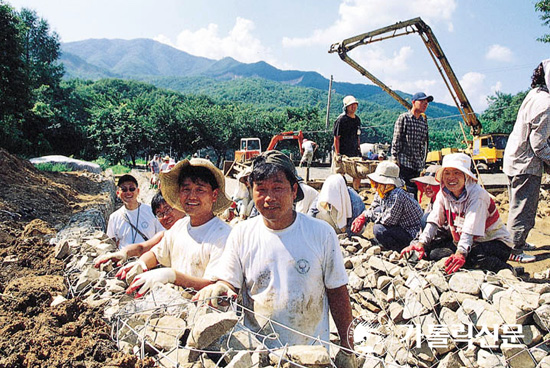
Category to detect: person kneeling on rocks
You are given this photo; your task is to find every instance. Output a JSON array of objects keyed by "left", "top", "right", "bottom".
[
  {"left": 350, "top": 161, "right": 423, "bottom": 252},
  {"left": 120, "top": 158, "right": 233, "bottom": 298},
  {"left": 401, "top": 153, "right": 515, "bottom": 274}
]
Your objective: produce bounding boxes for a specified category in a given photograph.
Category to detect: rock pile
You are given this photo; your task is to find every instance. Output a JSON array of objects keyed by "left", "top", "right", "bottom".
[
  {"left": 340, "top": 234, "right": 550, "bottom": 368},
  {"left": 52, "top": 177, "right": 550, "bottom": 367}
]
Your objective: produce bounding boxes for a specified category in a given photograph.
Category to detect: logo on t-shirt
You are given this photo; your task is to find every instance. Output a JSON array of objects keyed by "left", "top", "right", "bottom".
[
  {"left": 296, "top": 259, "right": 310, "bottom": 274},
  {"left": 141, "top": 222, "right": 149, "bottom": 229}
]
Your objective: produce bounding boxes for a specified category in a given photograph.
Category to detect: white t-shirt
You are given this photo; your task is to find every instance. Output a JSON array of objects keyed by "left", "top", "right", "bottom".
[
  {"left": 295, "top": 182, "right": 319, "bottom": 214},
  {"left": 152, "top": 216, "right": 231, "bottom": 280},
  {"left": 303, "top": 140, "right": 315, "bottom": 153},
  {"left": 107, "top": 204, "right": 163, "bottom": 249},
  {"left": 213, "top": 213, "right": 348, "bottom": 348}
]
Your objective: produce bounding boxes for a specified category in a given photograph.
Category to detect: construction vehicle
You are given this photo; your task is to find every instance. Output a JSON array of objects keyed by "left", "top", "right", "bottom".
[
  {"left": 224, "top": 131, "right": 305, "bottom": 177},
  {"left": 328, "top": 17, "right": 483, "bottom": 138},
  {"left": 466, "top": 133, "right": 509, "bottom": 172}
]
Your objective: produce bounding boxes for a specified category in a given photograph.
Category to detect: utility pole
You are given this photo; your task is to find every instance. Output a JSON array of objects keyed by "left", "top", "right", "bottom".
[{"left": 325, "top": 75, "right": 333, "bottom": 130}]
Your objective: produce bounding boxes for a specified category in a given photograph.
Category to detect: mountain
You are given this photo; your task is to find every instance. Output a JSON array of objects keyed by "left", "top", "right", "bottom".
[{"left": 60, "top": 38, "right": 458, "bottom": 116}]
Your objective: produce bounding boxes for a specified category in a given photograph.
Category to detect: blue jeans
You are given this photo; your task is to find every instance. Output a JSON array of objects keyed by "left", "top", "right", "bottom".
[{"left": 373, "top": 224, "right": 413, "bottom": 252}]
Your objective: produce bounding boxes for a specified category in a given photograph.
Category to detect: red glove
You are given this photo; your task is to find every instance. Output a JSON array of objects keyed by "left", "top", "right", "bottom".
[
  {"left": 444, "top": 253, "right": 466, "bottom": 274},
  {"left": 400, "top": 242, "right": 425, "bottom": 260},
  {"left": 351, "top": 214, "right": 367, "bottom": 234}
]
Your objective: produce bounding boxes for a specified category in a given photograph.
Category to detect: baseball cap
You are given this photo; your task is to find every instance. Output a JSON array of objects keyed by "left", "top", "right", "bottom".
[{"left": 412, "top": 92, "right": 434, "bottom": 102}]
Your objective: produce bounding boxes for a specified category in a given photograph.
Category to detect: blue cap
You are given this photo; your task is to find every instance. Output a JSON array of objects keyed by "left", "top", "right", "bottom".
[{"left": 412, "top": 92, "right": 434, "bottom": 102}]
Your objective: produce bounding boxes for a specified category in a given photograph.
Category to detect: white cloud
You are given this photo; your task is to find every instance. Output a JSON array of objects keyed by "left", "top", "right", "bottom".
[
  {"left": 485, "top": 44, "right": 514, "bottom": 62},
  {"left": 154, "top": 17, "right": 276, "bottom": 65},
  {"left": 351, "top": 46, "right": 414, "bottom": 76},
  {"left": 282, "top": 0, "right": 457, "bottom": 48},
  {"left": 459, "top": 72, "right": 489, "bottom": 111}
]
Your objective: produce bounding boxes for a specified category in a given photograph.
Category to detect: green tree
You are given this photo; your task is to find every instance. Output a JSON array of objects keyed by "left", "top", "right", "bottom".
[
  {"left": 0, "top": 2, "right": 29, "bottom": 151},
  {"left": 536, "top": 0, "right": 550, "bottom": 43},
  {"left": 479, "top": 91, "right": 528, "bottom": 134}
]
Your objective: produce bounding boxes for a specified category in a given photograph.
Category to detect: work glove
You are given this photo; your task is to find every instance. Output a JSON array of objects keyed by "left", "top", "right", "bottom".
[
  {"left": 126, "top": 267, "right": 176, "bottom": 298},
  {"left": 94, "top": 249, "right": 128, "bottom": 268},
  {"left": 192, "top": 282, "right": 237, "bottom": 308},
  {"left": 116, "top": 259, "right": 148, "bottom": 284},
  {"left": 350, "top": 214, "right": 367, "bottom": 234},
  {"left": 400, "top": 242, "right": 425, "bottom": 261},
  {"left": 334, "top": 349, "right": 357, "bottom": 368},
  {"left": 444, "top": 253, "right": 466, "bottom": 274}
]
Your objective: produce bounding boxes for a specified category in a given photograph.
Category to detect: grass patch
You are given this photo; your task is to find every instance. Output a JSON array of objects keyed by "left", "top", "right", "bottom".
[
  {"left": 109, "top": 164, "right": 132, "bottom": 175},
  {"left": 34, "top": 162, "right": 73, "bottom": 172}
]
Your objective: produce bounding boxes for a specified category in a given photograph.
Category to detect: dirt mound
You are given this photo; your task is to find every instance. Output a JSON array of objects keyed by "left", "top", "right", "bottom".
[{"left": 0, "top": 149, "right": 152, "bottom": 367}]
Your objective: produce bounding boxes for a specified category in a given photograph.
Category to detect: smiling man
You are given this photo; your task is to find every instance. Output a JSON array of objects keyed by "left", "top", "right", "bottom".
[
  {"left": 122, "top": 159, "right": 232, "bottom": 298},
  {"left": 95, "top": 191, "right": 185, "bottom": 269},
  {"left": 106, "top": 174, "right": 164, "bottom": 249},
  {"left": 195, "top": 150, "right": 355, "bottom": 366}
]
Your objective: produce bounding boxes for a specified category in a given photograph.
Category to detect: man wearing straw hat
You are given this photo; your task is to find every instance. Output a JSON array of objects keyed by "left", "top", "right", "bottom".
[
  {"left": 123, "top": 158, "right": 233, "bottom": 298},
  {"left": 195, "top": 151, "right": 355, "bottom": 366},
  {"left": 351, "top": 161, "right": 423, "bottom": 251}
]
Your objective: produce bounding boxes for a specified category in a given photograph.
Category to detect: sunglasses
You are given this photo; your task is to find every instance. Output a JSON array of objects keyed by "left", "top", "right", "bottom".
[
  {"left": 120, "top": 187, "right": 137, "bottom": 193},
  {"left": 155, "top": 207, "right": 173, "bottom": 219}
]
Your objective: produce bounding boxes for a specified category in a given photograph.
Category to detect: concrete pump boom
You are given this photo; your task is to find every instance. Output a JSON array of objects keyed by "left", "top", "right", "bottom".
[{"left": 328, "top": 17, "right": 482, "bottom": 135}]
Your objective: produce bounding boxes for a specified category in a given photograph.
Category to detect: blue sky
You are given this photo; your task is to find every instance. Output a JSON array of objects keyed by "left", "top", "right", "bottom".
[{"left": 7, "top": 0, "right": 550, "bottom": 112}]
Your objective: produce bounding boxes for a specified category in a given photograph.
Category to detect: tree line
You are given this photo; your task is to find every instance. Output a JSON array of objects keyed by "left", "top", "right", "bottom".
[{"left": 0, "top": 1, "right": 543, "bottom": 167}]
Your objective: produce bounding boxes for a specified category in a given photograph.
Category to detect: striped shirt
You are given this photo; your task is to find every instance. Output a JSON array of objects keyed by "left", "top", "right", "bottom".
[{"left": 391, "top": 111, "right": 429, "bottom": 171}]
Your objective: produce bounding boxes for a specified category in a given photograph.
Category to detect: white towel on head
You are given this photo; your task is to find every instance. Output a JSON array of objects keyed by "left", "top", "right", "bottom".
[{"left": 318, "top": 174, "right": 352, "bottom": 229}]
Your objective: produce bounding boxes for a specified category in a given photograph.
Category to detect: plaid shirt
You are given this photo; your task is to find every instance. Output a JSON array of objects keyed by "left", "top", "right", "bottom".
[
  {"left": 365, "top": 187, "right": 423, "bottom": 238},
  {"left": 391, "top": 111, "right": 429, "bottom": 171}
]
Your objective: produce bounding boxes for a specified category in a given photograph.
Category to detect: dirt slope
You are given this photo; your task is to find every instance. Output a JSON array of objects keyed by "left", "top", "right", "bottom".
[{"left": 0, "top": 149, "right": 153, "bottom": 368}]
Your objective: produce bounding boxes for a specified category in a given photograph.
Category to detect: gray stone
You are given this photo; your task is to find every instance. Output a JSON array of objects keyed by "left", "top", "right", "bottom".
[
  {"left": 377, "top": 275, "right": 392, "bottom": 290},
  {"left": 142, "top": 315, "right": 187, "bottom": 351},
  {"left": 388, "top": 302, "right": 404, "bottom": 323},
  {"left": 50, "top": 295, "right": 67, "bottom": 307},
  {"left": 480, "top": 283, "right": 504, "bottom": 302},
  {"left": 360, "top": 355, "right": 384, "bottom": 368},
  {"left": 476, "top": 349, "right": 507, "bottom": 367},
  {"left": 362, "top": 271, "right": 378, "bottom": 289},
  {"left": 157, "top": 348, "right": 200, "bottom": 366},
  {"left": 436, "top": 351, "right": 464, "bottom": 368},
  {"left": 368, "top": 256, "right": 401, "bottom": 277},
  {"left": 448, "top": 272, "right": 484, "bottom": 295},
  {"left": 354, "top": 265, "right": 369, "bottom": 278},
  {"left": 405, "top": 272, "right": 428, "bottom": 290},
  {"left": 188, "top": 311, "right": 239, "bottom": 349},
  {"left": 439, "top": 291, "right": 475, "bottom": 311},
  {"left": 349, "top": 271, "right": 364, "bottom": 291},
  {"left": 425, "top": 273, "right": 449, "bottom": 293},
  {"left": 54, "top": 240, "right": 71, "bottom": 259},
  {"left": 226, "top": 351, "right": 253, "bottom": 368},
  {"left": 366, "top": 245, "right": 381, "bottom": 256},
  {"left": 402, "top": 297, "right": 427, "bottom": 320},
  {"left": 538, "top": 356, "right": 550, "bottom": 368},
  {"left": 540, "top": 292, "right": 550, "bottom": 305},
  {"left": 494, "top": 288, "right": 541, "bottom": 312},
  {"left": 522, "top": 325, "right": 543, "bottom": 347},
  {"left": 502, "top": 344, "right": 537, "bottom": 368},
  {"left": 533, "top": 304, "right": 550, "bottom": 331},
  {"left": 286, "top": 345, "right": 331, "bottom": 366}
]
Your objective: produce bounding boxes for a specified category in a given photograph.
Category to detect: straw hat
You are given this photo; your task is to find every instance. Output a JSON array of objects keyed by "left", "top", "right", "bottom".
[
  {"left": 367, "top": 161, "right": 404, "bottom": 186},
  {"left": 435, "top": 153, "right": 477, "bottom": 182},
  {"left": 411, "top": 165, "right": 441, "bottom": 186},
  {"left": 160, "top": 158, "right": 232, "bottom": 215}
]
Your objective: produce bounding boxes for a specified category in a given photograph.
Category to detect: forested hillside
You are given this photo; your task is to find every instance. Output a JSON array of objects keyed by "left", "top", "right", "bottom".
[{"left": 1, "top": 2, "right": 527, "bottom": 167}]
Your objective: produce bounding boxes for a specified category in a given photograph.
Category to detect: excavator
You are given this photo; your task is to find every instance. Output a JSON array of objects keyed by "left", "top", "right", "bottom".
[{"left": 223, "top": 131, "right": 305, "bottom": 177}]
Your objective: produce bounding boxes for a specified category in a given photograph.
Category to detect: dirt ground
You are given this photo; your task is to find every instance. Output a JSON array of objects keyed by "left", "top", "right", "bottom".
[
  {"left": 0, "top": 148, "right": 548, "bottom": 367},
  {"left": 0, "top": 149, "right": 154, "bottom": 368}
]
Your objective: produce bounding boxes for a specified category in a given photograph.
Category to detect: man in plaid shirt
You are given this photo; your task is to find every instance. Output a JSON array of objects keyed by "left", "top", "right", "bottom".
[{"left": 391, "top": 92, "right": 432, "bottom": 199}]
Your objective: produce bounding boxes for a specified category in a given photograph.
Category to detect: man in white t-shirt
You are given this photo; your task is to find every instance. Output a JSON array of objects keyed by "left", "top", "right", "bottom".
[
  {"left": 299, "top": 138, "right": 318, "bottom": 168},
  {"left": 106, "top": 174, "right": 164, "bottom": 249},
  {"left": 123, "top": 158, "right": 233, "bottom": 298},
  {"left": 195, "top": 151, "right": 355, "bottom": 366}
]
